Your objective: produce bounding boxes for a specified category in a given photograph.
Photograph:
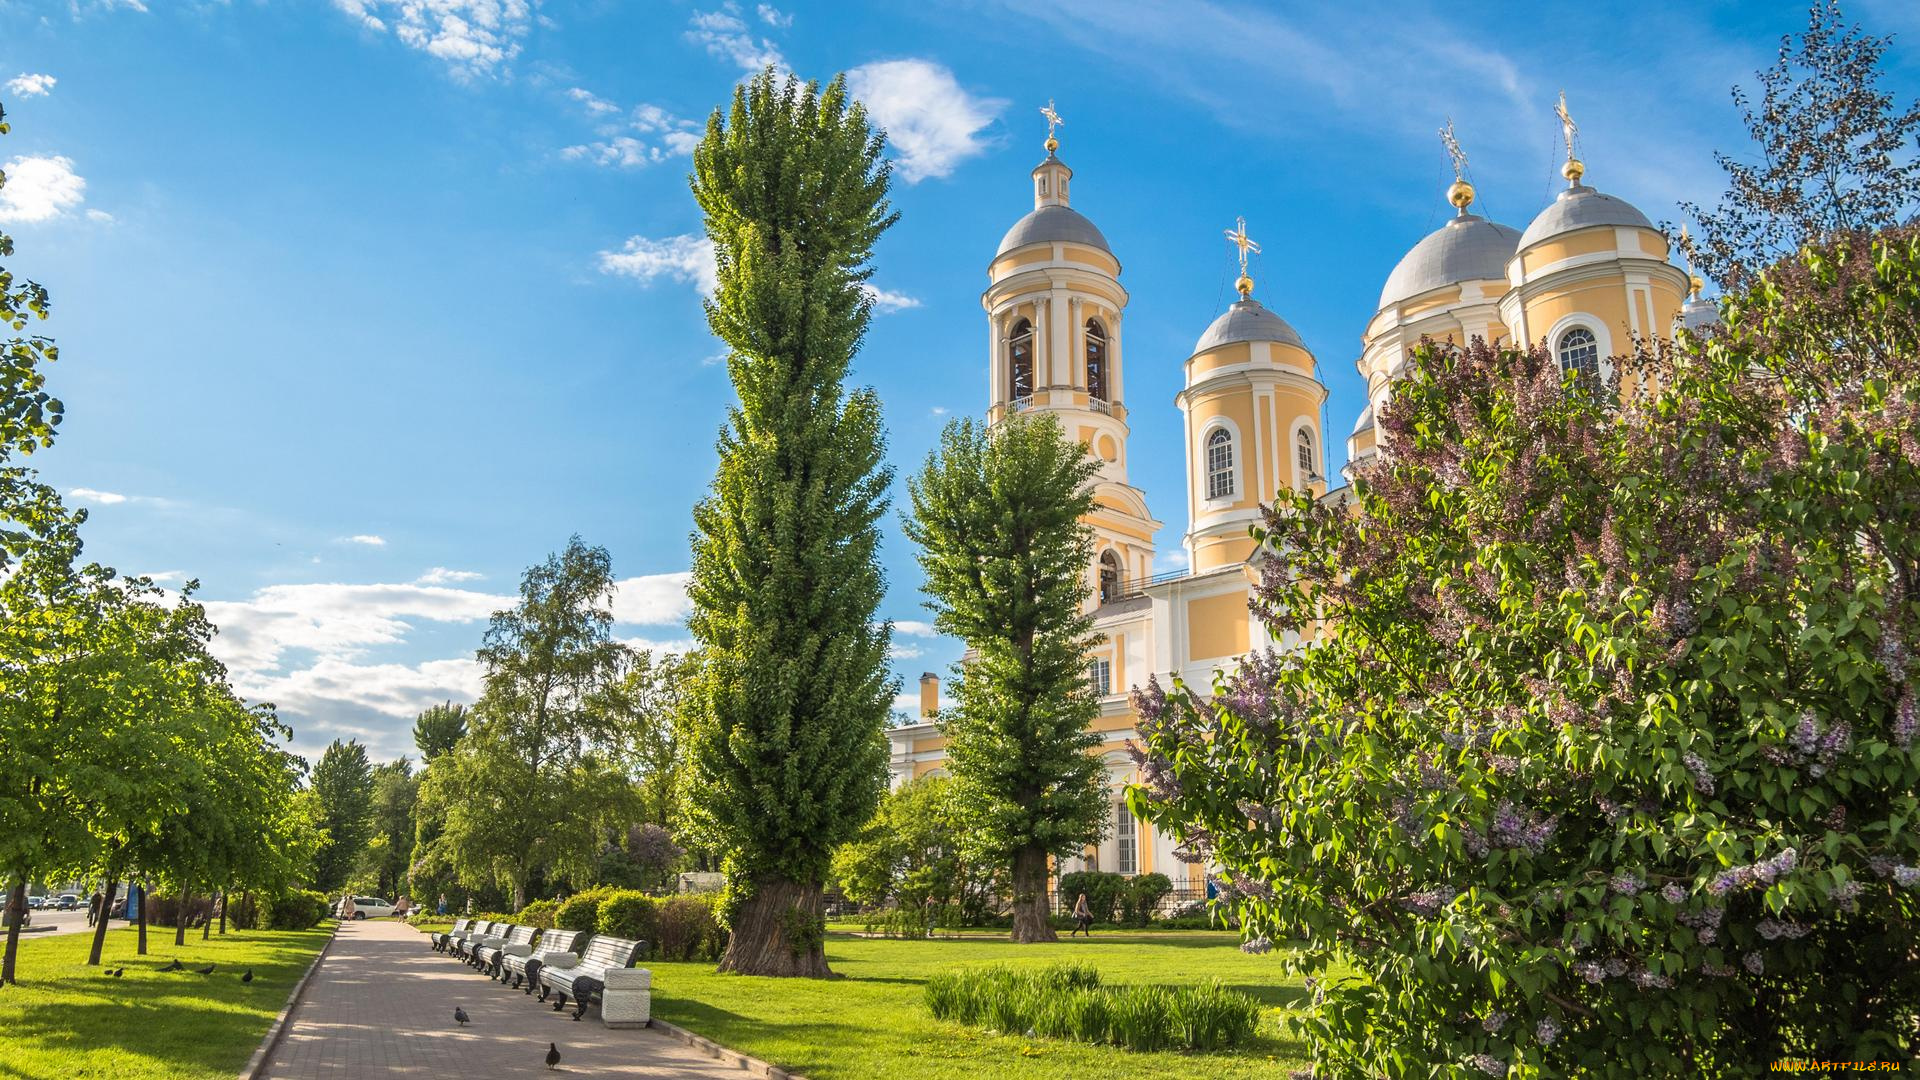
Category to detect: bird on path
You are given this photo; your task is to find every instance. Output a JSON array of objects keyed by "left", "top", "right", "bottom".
[
  {"left": 545, "top": 1042, "right": 561, "bottom": 1070},
  {"left": 195, "top": 963, "right": 215, "bottom": 976},
  {"left": 241, "top": 969, "right": 253, "bottom": 983},
  {"left": 453, "top": 1006, "right": 469, "bottom": 1028},
  {"left": 110, "top": 967, "right": 124, "bottom": 978},
  {"left": 162, "top": 959, "right": 182, "bottom": 972}
]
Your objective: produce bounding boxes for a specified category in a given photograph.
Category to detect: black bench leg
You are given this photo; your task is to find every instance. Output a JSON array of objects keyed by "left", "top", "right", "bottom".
[
  {"left": 572, "top": 996, "right": 589, "bottom": 1021},
  {"left": 536, "top": 984, "right": 550, "bottom": 1002},
  {"left": 551, "top": 991, "right": 568, "bottom": 1012}
]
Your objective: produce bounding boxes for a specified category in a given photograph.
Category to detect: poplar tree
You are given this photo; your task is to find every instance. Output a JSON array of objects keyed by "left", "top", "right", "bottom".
[
  {"left": 684, "top": 69, "right": 896, "bottom": 977},
  {"left": 904, "top": 414, "right": 1109, "bottom": 943}
]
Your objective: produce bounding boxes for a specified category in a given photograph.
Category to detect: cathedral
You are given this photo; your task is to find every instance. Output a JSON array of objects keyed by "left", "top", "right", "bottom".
[{"left": 885, "top": 101, "right": 1718, "bottom": 895}]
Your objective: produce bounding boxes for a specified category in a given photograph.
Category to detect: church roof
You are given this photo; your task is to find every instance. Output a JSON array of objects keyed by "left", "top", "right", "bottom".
[
  {"left": 1679, "top": 296, "right": 1720, "bottom": 333},
  {"left": 1351, "top": 403, "right": 1375, "bottom": 434},
  {"left": 996, "top": 204, "right": 1111, "bottom": 257},
  {"left": 1518, "top": 184, "right": 1654, "bottom": 250},
  {"left": 1377, "top": 214, "right": 1520, "bottom": 310},
  {"left": 1192, "top": 297, "right": 1307, "bottom": 355}
]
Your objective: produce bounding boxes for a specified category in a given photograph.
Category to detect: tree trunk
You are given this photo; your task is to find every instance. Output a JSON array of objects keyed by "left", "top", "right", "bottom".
[
  {"left": 136, "top": 884, "right": 148, "bottom": 955},
  {"left": 218, "top": 889, "right": 227, "bottom": 935},
  {"left": 1, "top": 878, "right": 26, "bottom": 986},
  {"left": 717, "top": 877, "right": 831, "bottom": 977},
  {"left": 202, "top": 894, "right": 212, "bottom": 940},
  {"left": 173, "top": 891, "right": 188, "bottom": 947},
  {"left": 1010, "top": 846, "right": 1057, "bottom": 943},
  {"left": 87, "top": 879, "right": 119, "bottom": 966}
]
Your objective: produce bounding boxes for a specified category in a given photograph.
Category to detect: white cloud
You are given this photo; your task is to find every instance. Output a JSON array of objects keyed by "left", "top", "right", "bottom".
[
  {"left": 67, "top": 486, "right": 127, "bottom": 505},
  {"left": 331, "top": 0, "right": 534, "bottom": 79},
  {"left": 687, "top": 7, "right": 784, "bottom": 72},
  {"left": 847, "top": 60, "right": 1004, "bottom": 183},
  {"left": 84, "top": 208, "right": 114, "bottom": 223},
  {"left": 1155, "top": 548, "right": 1191, "bottom": 573},
  {"left": 863, "top": 284, "right": 922, "bottom": 312},
  {"left": 610, "top": 571, "right": 693, "bottom": 626},
  {"left": 342, "top": 534, "right": 388, "bottom": 546},
  {"left": 566, "top": 86, "right": 620, "bottom": 115},
  {"left": 894, "top": 620, "right": 938, "bottom": 637},
  {"left": 560, "top": 96, "right": 702, "bottom": 169},
  {"left": 416, "top": 566, "right": 483, "bottom": 585},
  {"left": 0, "top": 155, "right": 87, "bottom": 224},
  {"left": 247, "top": 655, "right": 486, "bottom": 723},
  {"left": 930, "top": 406, "right": 948, "bottom": 416},
  {"left": 889, "top": 642, "right": 924, "bottom": 660},
  {"left": 756, "top": 4, "right": 791, "bottom": 28},
  {"left": 597, "top": 233, "right": 718, "bottom": 293},
  {"left": 140, "top": 570, "right": 186, "bottom": 584},
  {"left": 562, "top": 136, "right": 663, "bottom": 169},
  {"left": 201, "top": 581, "right": 510, "bottom": 676},
  {"left": 6, "top": 73, "right": 56, "bottom": 97}
]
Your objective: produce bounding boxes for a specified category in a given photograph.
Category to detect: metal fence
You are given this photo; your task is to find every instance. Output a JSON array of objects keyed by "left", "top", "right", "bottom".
[{"left": 1050, "top": 886, "right": 1211, "bottom": 919}]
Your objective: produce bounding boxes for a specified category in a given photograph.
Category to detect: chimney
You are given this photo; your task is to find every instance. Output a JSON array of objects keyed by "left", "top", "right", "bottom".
[{"left": 918, "top": 673, "right": 940, "bottom": 720}]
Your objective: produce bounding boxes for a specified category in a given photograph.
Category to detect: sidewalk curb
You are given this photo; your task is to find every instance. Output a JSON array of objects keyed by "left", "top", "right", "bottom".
[
  {"left": 238, "top": 921, "right": 340, "bottom": 1080},
  {"left": 648, "top": 1018, "right": 808, "bottom": 1080}
]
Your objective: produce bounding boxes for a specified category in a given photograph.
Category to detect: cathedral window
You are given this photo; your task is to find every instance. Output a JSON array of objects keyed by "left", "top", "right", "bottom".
[
  {"left": 1296, "top": 428, "right": 1315, "bottom": 481},
  {"left": 1088, "top": 657, "right": 1112, "bottom": 696},
  {"left": 1008, "top": 318, "right": 1035, "bottom": 401},
  {"left": 1557, "top": 326, "right": 1599, "bottom": 380},
  {"left": 1114, "top": 799, "right": 1137, "bottom": 874},
  {"left": 1098, "top": 549, "right": 1122, "bottom": 604},
  {"left": 1205, "top": 428, "right": 1234, "bottom": 500},
  {"left": 1085, "top": 318, "right": 1108, "bottom": 401}
]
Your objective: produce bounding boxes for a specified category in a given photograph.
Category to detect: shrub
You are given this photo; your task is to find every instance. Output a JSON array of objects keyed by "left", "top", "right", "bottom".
[
  {"left": 227, "top": 894, "right": 261, "bottom": 930},
  {"left": 514, "top": 898, "right": 559, "bottom": 929},
  {"left": 1163, "top": 981, "right": 1260, "bottom": 1052},
  {"left": 553, "top": 887, "right": 616, "bottom": 932},
  {"left": 923, "top": 963, "right": 1257, "bottom": 1052},
  {"left": 596, "top": 890, "right": 658, "bottom": 947},
  {"left": 1121, "top": 872, "right": 1172, "bottom": 925},
  {"left": 262, "top": 890, "right": 331, "bottom": 931},
  {"left": 1057, "top": 871, "right": 1126, "bottom": 923},
  {"left": 655, "top": 895, "right": 728, "bottom": 961}
]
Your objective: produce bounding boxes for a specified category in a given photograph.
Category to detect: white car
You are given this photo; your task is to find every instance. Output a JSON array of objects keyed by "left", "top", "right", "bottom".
[{"left": 344, "top": 896, "right": 396, "bottom": 920}]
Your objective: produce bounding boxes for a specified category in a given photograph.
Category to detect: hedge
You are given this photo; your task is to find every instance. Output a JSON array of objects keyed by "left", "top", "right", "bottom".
[
  {"left": 655, "top": 895, "right": 728, "bottom": 961},
  {"left": 596, "top": 891, "right": 659, "bottom": 946}
]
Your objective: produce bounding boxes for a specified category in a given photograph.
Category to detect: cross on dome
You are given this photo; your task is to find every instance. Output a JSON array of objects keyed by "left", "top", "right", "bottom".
[
  {"left": 1554, "top": 90, "right": 1585, "bottom": 185},
  {"left": 1040, "top": 99, "right": 1064, "bottom": 154},
  {"left": 1224, "top": 216, "right": 1260, "bottom": 299},
  {"left": 1439, "top": 117, "right": 1475, "bottom": 214}
]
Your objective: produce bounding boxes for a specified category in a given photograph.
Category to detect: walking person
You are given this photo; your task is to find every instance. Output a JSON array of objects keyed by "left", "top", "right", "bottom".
[
  {"left": 1070, "top": 892, "right": 1093, "bottom": 938},
  {"left": 436, "top": 892, "right": 447, "bottom": 916},
  {"left": 86, "top": 890, "right": 102, "bottom": 928}
]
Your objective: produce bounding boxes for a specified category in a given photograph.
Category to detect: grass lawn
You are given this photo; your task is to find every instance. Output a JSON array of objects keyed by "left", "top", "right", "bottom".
[
  {"left": 0, "top": 921, "right": 334, "bottom": 1080},
  {"left": 649, "top": 930, "right": 1311, "bottom": 1079}
]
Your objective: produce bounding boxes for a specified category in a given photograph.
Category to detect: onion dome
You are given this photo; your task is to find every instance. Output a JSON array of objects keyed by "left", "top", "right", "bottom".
[
  {"left": 1378, "top": 213, "right": 1521, "bottom": 309},
  {"left": 1351, "top": 403, "right": 1374, "bottom": 435},
  {"left": 996, "top": 203, "right": 1111, "bottom": 257},
  {"left": 1192, "top": 296, "right": 1306, "bottom": 355},
  {"left": 1518, "top": 183, "right": 1654, "bottom": 250}
]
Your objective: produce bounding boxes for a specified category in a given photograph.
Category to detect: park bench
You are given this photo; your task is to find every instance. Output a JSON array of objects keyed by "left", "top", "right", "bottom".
[
  {"left": 473, "top": 924, "right": 536, "bottom": 978},
  {"left": 502, "top": 928, "right": 585, "bottom": 992},
  {"left": 459, "top": 921, "right": 511, "bottom": 965},
  {"left": 430, "top": 917, "right": 471, "bottom": 953},
  {"left": 450, "top": 919, "right": 498, "bottom": 960},
  {"left": 537, "top": 935, "right": 647, "bottom": 1020}
]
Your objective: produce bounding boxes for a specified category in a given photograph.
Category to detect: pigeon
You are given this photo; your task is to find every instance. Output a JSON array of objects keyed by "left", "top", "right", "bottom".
[
  {"left": 453, "top": 1006, "right": 469, "bottom": 1028},
  {"left": 241, "top": 969, "right": 253, "bottom": 984},
  {"left": 162, "top": 959, "right": 183, "bottom": 972},
  {"left": 110, "top": 968, "right": 124, "bottom": 978},
  {"left": 545, "top": 1042, "right": 561, "bottom": 1070},
  {"left": 195, "top": 963, "right": 215, "bottom": 976}
]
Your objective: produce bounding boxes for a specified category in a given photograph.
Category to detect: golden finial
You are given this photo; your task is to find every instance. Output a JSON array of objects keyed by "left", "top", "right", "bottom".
[
  {"left": 1040, "top": 99, "right": 1063, "bottom": 154},
  {"left": 1439, "top": 117, "right": 1475, "bottom": 214},
  {"left": 1679, "top": 224, "right": 1704, "bottom": 299},
  {"left": 1554, "top": 90, "right": 1584, "bottom": 186},
  {"left": 1224, "top": 216, "right": 1260, "bottom": 300}
]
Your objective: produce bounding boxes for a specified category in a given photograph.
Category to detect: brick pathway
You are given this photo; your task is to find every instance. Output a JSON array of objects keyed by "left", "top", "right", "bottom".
[{"left": 258, "top": 917, "right": 748, "bottom": 1078}]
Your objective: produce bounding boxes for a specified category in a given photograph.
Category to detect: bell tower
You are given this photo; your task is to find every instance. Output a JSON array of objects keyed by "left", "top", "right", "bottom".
[{"left": 984, "top": 104, "right": 1160, "bottom": 605}]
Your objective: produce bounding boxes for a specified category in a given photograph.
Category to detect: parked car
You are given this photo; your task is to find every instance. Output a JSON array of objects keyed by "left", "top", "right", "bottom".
[
  {"left": 343, "top": 896, "right": 396, "bottom": 920},
  {"left": 25, "top": 896, "right": 44, "bottom": 910},
  {"left": 54, "top": 894, "right": 80, "bottom": 911}
]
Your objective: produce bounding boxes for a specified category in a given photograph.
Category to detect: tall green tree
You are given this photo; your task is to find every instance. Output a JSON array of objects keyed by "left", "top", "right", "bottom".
[
  {"left": 413, "top": 702, "right": 469, "bottom": 762},
  {"left": 905, "top": 414, "right": 1109, "bottom": 943},
  {"left": 361, "top": 759, "right": 417, "bottom": 899},
  {"left": 308, "top": 740, "right": 374, "bottom": 893},
  {"left": 613, "top": 650, "right": 695, "bottom": 827},
  {"left": 438, "top": 537, "right": 635, "bottom": 909},
  {"left": 1684, "top": 1, "right": 1920, "bottom": 288},
  {"left": 683, "top": 68, "right": 897, "bottom": 977}
]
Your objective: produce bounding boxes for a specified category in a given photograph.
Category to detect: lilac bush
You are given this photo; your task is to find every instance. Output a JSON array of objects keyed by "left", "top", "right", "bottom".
[{"left": 1129, "top": 229, "right": 1920, "bottom": 1074}]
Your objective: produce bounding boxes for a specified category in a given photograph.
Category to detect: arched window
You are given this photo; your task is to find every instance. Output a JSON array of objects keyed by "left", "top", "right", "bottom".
[
  {"left": 1296, "top": 428, "right": 1315, "bottom": 481},
  {"left": 1556, "top": 326, "right": 1599, "bottom": 380},
  {"left": 1205, "top": 428, "right": 1234, "bottom": 500},
  {"left": 1008, "top": 318, "right": 1034, "bottom": 401},
  {"left": 1098, "top": 549, "right": 1122, "bottom": 604},
  {"left": 1085, "top": 318, "right": 1108, "bottom": 401}
]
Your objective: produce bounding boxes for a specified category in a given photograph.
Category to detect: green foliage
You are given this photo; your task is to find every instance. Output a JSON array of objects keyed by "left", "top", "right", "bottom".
[
  {"left": 596, "top": 890, "right": 659, "bottom": 945},
  {"left": 0, "top": 102, "right": 64, "bottom": 487},
  {"left": 905, "top": 414, "right": 1109, "bottom": 939},
  {"left": 1123, "top": 873, "right": 1172, "bottom": 926},
  {"left": 411, "top": 702, "right": 469, "bottom": 762},
  {"left": 832, "top": 776, "right": 1004, "bottom": 920},
  {"left": 514, "top": 898, "right": 559, "bottom": 930},
  {"left": 614, "top": 651, "right": 697, "bottom": 829},
  {"left": 437, "top": 538, "right": 637, "bottom": 909},
  {"left": 360, "top": 758, "right": 416, "bottom": 900},
  {"left": 1058, "top": 872, "right": 1126, "bottom": 924},
  {"left": 923, "top": 963, "right": 1259, "bottom": 1053},
  {"left": 309, "top": 740, "right": 374, "bottom": 892},
  {"left": 655, "top": 895, "right": 729, "bottom": 961},
  {"left": 554, "top": 887, "right": 617, "bottom": 933},
  {"left": 260, "top": 890, "right": 330, "bottom": 931},
  {"left": 682, "top": 68, "right": 897, "bottom": 971},
  {"left": 1130, "top": 227, "right": 1920, "bottom": 1073}
]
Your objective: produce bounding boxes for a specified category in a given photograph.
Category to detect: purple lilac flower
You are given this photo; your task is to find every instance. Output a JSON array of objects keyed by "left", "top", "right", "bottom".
[
  {"left": 1697, "top": 925, "right": 1718, "bottom": 944},
  {"left": 1895, "top": 688, "right": 1917, "bottom": 750},
  {"left": 1241, "top": 935, "right": 1275, "bottom": 955},
  {"left": 1743, "top": 952, "right": 1765, "bottom": 975},
  {"left": 1894, "top": 865, "right": 1920, "bottom": 889},
  {"left": 1709, "top": 867, "right": 1751, "bottom": 895},
  {"left": 1467, "top": 1053, "right": 1505, "bottom": 1077},
  {"left": 1661, "top": 883, "right": 1686, "bottom": 904},
  {"left": 1611, "top": 872, "right": 1645, "bottom": 897},
  {"left": 1829, "top": 880, "right": 1863, "bottom": 912},
  {"left": 1402, "top": 887, "right": 1456, "bottom": 916},
  {"left": 1682, "top": 751, "right": 1716, "bottom": 795},
  {"left": 1793, "top": 714, "right": 1820, "bottom": 755},
  {"left": 1631, "top": 969, "right": 1675, "bottom": 989},
  {"left": 1701, "top": 961, "right": 1735, "bottom": 977},
  {"left": 1819, "top": 720, "right": 1852, "bottom": 763},
  {"left": 1483, "top": 1011, "right": 1507, "bottom": 1033},
  {"left": 1605, "top": 958, "right": 1628, "bottom": 978},
  {"left": 1577, "top": 960, "right": 1605, "bottom": 984},
  {"left": 1870, "top": 855, "right": 1897, "bottom": 879},
  {"left": 1878, "top": 632, "right": 1910, "bottom": 681},
  {"left": 1490, "top": 754, "right": 1520, "bottom": 776},
  {"left": 1535, "top": 1017, "right": 1560, "bottom": 1045}
]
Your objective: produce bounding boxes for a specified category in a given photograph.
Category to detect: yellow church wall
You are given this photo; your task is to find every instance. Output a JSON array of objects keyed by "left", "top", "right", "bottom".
[
  {"left": 1351, "top": 424, "right": 1378, "bottom": 457},
  {"left": 1272, "top": 342, "right": 1317, "bottom": 378},
  {"left": 1520, "top": 229, "right": 1619, "bottom": 276},
  {"left": 1062, "top": 245, "right": 1119, "bottom": 271},
  {"left": 1186, "top": 341, "right": 1252, "bottom": 377},
  {"left": 1399, "top": 287, "right": 1466, "bottom": 318},
  {"left": 1521, "top": 282, "right": 1637, "bottom": 346},
  {"left": 1187, "top": 391, "right": 1261, "bottom": 512},
  {"left": 1194, "top": 535, "right": 1255, "bottom": 572},
  {"left": 1187, "top": 592, "right": 1251, "bottom": 662}
]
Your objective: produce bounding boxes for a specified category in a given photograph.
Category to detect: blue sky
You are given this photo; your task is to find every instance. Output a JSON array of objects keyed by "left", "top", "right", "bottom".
[{"left": 3, "top": 0, "right": 1915, "bottom": 765}]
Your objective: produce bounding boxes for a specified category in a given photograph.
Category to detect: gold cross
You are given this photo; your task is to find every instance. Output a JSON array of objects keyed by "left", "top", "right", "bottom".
[
  {"left": 1554, "top": 90, "right": 1578, "bottom": 162},
  {"left": 1224, "top": 216, "right": 1261, "bottom": 277},
  {"left": 1679, "top": 224, "right": 1703, "bottom": 298},
  {"left": 1439, "top": 117, "right": 1468, "bottom": 181},
  {"left": 1040, "top": 99, "right": 1064, "bottom": 145}
]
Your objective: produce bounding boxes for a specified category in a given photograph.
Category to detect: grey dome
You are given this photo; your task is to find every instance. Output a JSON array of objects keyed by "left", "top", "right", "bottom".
[
  {"left": 1378, "top": 214, "right": 1520, "bottom": 309},
  {"left": 1351, "top": 403, "right": 1374, "bottom": 434},
  {"left": 996, "top": 204, "right": 1111, "bottom": 257},
  {"left": 1679, "top": 296, "right": 1719, "bottom": 333},
  {"left": 1192, "top": 298, "right": 1306, "bottom": 355},
  {"left": 1518, "top": 185, "right": 1654, "bottom": 250}
]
